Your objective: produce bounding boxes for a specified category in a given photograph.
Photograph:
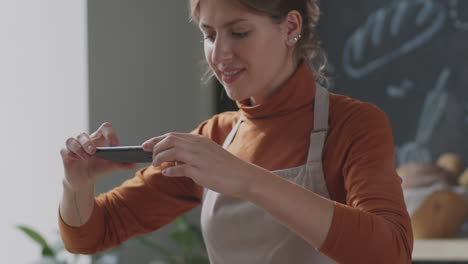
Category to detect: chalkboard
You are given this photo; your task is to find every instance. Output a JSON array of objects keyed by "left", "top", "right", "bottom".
[
  {"left": 318, "top": 0, "right": 468, "bottom": 166},
  {"left": 216, "top": 0, "right": 468, "bottom": 167}
]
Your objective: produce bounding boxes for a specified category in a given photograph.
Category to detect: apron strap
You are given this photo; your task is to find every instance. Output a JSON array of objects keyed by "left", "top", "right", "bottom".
[
  {"left": 307, "top": 84, "right": 330, "bottom": 163},
  {"left": 222, "top": 115, "right": 244, "bottom": 149}
]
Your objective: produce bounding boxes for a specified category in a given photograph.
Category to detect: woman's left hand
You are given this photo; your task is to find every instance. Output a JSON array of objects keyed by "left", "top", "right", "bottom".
[{"left": 142, "top": 133, "right": 263, "bottom": 198}]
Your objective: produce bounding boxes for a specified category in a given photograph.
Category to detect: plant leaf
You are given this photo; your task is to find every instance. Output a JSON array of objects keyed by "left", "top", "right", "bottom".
[
  {"left": 174, "top": 217, "right": 189, "bottom": 231},
  {"left": 170, "top": 230, "right": 198, "bottom": 249},
  {"left": 17, "top": 225, "right": 48, "bottom": 247},
  {"left": 16, "top": 225, "right": 56, "bottom": 257},
  {"left": 187, "top": 224, "right": 205, "bottom": 249},
  {"left": 41, "top": 247, "right": 55, "bottom": 257}
]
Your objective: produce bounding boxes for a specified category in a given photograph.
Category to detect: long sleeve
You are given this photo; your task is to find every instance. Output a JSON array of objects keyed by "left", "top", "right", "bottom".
[
  {"left": 318, "top": 103, "right": 413, "bottom": 263},
  {"left": 59, "top": 164, "right": 203, "bottom": 254}
]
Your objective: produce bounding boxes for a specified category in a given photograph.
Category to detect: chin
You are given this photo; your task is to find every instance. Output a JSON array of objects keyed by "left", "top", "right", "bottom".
[{"left": 224, "top": 88, "right": 248, "bottom": 102}]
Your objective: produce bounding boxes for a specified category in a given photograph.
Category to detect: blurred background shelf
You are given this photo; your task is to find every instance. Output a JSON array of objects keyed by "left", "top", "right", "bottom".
[{"left": 413, "top": 239, "right": 468, "bottom": 261}]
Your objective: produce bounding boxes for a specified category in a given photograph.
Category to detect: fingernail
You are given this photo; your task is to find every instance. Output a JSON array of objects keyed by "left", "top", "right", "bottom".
[{"left": 88, "top": 145, "right": 95, "bottom": 153}]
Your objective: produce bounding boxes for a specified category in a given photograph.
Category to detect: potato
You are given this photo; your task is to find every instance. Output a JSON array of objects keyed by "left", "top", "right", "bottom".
[
  {"left": 459, "top": 167, "right": 468, "bottom": 187},
  {"left": 437, "top": 153, "right": 462, "bottom": 175},
  {"left": 411, "top": 190, "right": 468, "bottom": 239}
]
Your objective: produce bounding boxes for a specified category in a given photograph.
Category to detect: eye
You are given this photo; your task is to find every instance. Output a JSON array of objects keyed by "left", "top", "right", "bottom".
[
  {"left": 232, "top": 31, "right": 249, "bottom": 38},
  {"left": 203, "top": 34, "right": 216, "bottom": 43},
  {"left": 200, "top": 30, "right": 216, "bottom": 42}
]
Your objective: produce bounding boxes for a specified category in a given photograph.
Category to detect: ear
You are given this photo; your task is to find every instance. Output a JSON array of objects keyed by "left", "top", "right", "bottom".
[{"left": 283, "top": 10, "right": 303, "bottom": 46}]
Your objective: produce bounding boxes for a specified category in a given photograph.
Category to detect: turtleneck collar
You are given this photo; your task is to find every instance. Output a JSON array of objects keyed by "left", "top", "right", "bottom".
[{"left": 236, "top": 60, "right": 316, "bottom": 120}]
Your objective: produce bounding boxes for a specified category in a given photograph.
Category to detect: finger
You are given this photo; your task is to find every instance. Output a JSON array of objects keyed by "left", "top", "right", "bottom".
[
  {"left": 142, "top": 134, "right": 168, "bottom": 151},
  {"left": 162, "top": 163, "right": 195, "bottom": 177},
  {"left": 153, "top": 147, "right": 193, "bottom": 167},
  {"left": 151, "top": 134, "right": 184, "bottom": 160},
  {"left": 60, "top": 147, "right": 80, "bottom": 162},
  {"left": 65, "top": 137, "right": 90, "bottom": 160},
  {"left": 153, "top": 134, "right": 201, "bottom": 161},
  {"left": 91, "top": 122, "right": 119, "bottom": 147},
  {"left": 142, "top": 132, "right": 198, "bottom": 151},
  {"left": 153, "top": 148, "right": 177, "bottom": 167},
  {"left": 76, "top": 133, "right": 96, "bottom": 155}
]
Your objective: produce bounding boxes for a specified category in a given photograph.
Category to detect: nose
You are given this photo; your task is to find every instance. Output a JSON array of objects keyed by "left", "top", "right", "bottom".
[{"left": 210, "top": 35, "right": 233, "bottom": 66}]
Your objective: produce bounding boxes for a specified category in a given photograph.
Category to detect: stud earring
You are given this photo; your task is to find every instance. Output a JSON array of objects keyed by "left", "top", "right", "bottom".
[{"left": 288, "top": 34, "right": 302, "bottom": 44}]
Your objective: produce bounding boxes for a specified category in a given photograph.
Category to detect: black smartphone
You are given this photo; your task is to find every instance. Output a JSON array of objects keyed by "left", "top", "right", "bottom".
[{"left": 93, "top": 146, "right": 153, "bottom": 163}]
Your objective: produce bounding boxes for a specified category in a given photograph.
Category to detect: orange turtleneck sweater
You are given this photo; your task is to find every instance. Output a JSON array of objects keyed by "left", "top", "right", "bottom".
[{"left": 59, "top": 62, "right": 413, "bottom": 263}]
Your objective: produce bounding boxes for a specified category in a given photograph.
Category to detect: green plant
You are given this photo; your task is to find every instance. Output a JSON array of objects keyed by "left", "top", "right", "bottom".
[
  {"left": 17, "top": 216, "right": 208, "bottom": 264},
  {"left": 135, "top": 216, "right": 209, "bottom": 264},
  {"left": 16, "top": 224, "right": 120, "bottom": 264},
  {"left": 17, "top": 225, "right": 57, "bottom": 259}
]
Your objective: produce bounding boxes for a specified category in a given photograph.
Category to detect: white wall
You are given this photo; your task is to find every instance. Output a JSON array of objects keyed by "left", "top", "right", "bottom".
[
  {"left": 0, "top": 1, "right": 88, "bottom": 263},
  {"left": 87, "top": 1, "right": 214, "bottom": 262}
]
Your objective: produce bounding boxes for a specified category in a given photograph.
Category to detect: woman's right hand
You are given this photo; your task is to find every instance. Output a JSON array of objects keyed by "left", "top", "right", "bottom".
[{"left": 60, "top": 122, "right": 137, "bottom": 191}]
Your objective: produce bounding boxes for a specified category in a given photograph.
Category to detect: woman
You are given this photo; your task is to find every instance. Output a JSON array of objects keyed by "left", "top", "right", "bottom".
[{"left": 59, "top": 0, "right": 413, "bottom": 263}]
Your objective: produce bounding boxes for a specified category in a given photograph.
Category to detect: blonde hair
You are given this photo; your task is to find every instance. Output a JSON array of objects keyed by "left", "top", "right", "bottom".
[{"left": 189, "top": 0, "right": 328, "bottom": 84}]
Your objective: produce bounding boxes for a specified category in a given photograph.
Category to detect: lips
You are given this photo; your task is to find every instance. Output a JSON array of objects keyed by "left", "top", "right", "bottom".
[{"left": 221, "top": 68, "right": 245, "bottom": 84}]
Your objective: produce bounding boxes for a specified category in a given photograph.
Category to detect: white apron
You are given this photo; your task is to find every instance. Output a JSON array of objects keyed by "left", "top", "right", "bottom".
[{"left": 201, "top": 84, "right": 336, "bottom": 264}]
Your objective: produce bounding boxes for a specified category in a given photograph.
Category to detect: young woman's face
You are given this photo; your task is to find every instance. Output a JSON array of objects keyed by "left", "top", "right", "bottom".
[{"left": 199, "top": 0, "right": 294, "bottom": 104}]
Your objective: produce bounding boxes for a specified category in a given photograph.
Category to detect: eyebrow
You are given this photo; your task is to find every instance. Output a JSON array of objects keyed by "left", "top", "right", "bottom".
[{"left": 200, "top": 18, "right": 248, "bottom": 29}]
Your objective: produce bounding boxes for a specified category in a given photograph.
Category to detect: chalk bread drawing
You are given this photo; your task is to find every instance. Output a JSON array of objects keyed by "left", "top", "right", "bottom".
[{"left": 343, "top": 0, "right": 446, "bottom": 79}]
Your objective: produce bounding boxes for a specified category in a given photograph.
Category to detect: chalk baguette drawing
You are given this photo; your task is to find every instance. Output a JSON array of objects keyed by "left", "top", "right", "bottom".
[
  {"left": 396, "top": 67, "right": 451, "bottom": 165},
  {"left": 343, "top": 0, "right": 446, "bottom": 79}
]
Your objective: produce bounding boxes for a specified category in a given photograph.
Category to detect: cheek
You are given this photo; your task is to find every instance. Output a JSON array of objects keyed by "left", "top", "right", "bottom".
[
  {"left": 204, "top": 45, "right": 212, "bottom": 65},
  {"left": 245, "top": 35, "right": 284, "bottom": 64},
  {"left": 243, "top": 40, "right": 282, "bottom": 76},
  {"left": 204, "top": 45, "right": 225, "bottom": 84},
  {"left": 204, "top": 45, "right": 218, "bottom": 74}
]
